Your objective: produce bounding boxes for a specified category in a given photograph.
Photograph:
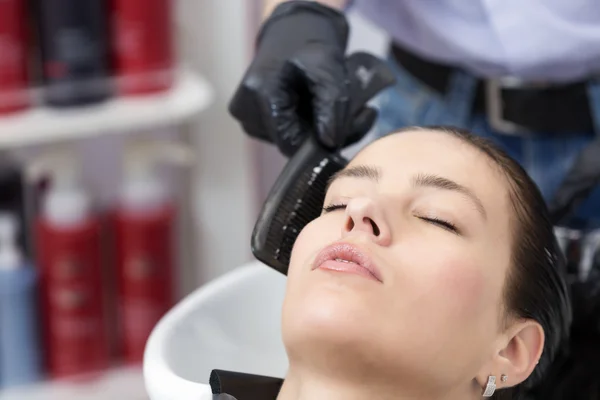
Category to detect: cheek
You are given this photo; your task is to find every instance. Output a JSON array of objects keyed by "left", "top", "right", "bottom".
[
  {"left": 433, "top": 256, "right": 487, "bottom": 314},
  {"left": 381, "top": 242, "right": 500, "bottom": 370},
  {"left": 395, "top": 241, "right": 492, "bottom": 321},
  {"left": 288, "top": 216, "right": 339, "bottom": 278}
]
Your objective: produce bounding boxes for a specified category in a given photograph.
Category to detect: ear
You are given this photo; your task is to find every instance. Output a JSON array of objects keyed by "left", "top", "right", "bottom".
[{"left": 478, "top": 320, "right": 544, "bottom": 389}]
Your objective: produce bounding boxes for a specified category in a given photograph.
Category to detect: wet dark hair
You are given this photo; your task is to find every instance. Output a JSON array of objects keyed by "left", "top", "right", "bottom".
[{"left": 395, "top": 126, "right": 573, "bottom": 399}]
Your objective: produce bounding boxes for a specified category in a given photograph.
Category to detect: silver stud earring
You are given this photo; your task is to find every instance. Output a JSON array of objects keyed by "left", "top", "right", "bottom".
[
  {"left": 482, "top": 375, "right": 496, "bottom": 397},
  {"left": 501, "top": 374, "right": 508, "bottom": 383}
]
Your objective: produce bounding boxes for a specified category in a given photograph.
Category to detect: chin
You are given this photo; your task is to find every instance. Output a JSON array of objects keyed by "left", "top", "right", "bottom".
[
  {"left": 281, "top": 291, "right": 398, "bottom": 381},
  {"left": 282, "top": 283, "right": 374, "bottom": 350}
]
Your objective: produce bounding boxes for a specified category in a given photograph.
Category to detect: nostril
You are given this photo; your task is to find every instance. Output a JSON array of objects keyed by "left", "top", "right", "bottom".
[
  {"left": 365, "top": 218, "right": 380, "bottom": 236},
  {"left": 346, "top": 218, "right": 355, "bottom": 232}
]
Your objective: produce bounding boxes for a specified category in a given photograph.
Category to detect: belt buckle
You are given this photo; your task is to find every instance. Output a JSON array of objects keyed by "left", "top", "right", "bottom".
[{"left": 485, "top": 77, "right": 549, "bottom": 135}]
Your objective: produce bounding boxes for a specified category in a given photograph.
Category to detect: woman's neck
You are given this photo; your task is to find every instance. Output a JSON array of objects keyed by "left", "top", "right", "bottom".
[
  {"left": 276, "top": 366, "right": 480, "bottom": 400},
  {"left": 277, "top": 369, "right": 395, "bottom": 400}
]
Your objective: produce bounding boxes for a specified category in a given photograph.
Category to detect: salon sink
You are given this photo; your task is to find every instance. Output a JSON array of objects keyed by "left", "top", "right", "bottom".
[{"left": 143, "top": 261, "right": 289, "bottom": 400}]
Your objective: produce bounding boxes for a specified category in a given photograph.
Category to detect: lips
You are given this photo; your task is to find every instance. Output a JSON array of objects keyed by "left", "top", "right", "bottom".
[{"left": 312, "top": 242, "right": 383, "bottom": 283}]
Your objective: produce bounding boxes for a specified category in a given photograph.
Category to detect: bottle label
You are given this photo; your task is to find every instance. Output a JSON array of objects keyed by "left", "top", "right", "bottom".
[
  {"left": 51, "top": 311, "right": 101, "bottom": 339},
  {"left": 56, "top": 255, "right": 88, "bottom": 279},
  {"left": 121, "top": 297, "right": 167, "bottom": 361},
  {"left": 0, "top": 35, "right": 24, "bottom": 73},
  {"left": 0, "top": 0, "right": 29, "bottom": 111},
  {"left": 126, "top": 254, "right": 157, "bottom": 280},
  {"left": 45, "top": 250, "right": 106, "bottom": 375},
  {"left": 55, "top": 29, "right": 99, "bottom": 68},
  {"left": 122, "top": 298, "right": 165, "bottom": 339}
]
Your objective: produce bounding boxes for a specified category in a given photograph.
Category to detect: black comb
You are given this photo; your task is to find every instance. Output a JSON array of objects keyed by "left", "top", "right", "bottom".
[{"left": 251, "top": 52, "right": 396, "bottom": 274}]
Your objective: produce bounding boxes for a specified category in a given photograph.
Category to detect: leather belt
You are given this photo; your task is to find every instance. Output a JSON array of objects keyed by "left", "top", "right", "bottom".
[{"left": 390, "top": 43, "right": 595, "bottom": 135}]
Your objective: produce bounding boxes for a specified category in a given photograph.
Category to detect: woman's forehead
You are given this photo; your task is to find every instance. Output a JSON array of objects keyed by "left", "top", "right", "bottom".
[
  {"left": 351, "top": 130, "right": 488, "bottom": 178},
  {"left": 349, "top": 130, "right": 512, "bottom": 219}
]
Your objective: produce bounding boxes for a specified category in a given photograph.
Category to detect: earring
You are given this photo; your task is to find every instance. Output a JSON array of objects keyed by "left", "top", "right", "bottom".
[
  {"left": 482, "top": 375, "right": 496, "bottom": 397},
  {"left": 501, "top": 374, "right": 508, "bottom": 383}
]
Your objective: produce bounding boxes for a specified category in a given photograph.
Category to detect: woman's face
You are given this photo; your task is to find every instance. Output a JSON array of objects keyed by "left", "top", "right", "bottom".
[{"left": 282, "top": 130, "right": 515, "bottom": 393}]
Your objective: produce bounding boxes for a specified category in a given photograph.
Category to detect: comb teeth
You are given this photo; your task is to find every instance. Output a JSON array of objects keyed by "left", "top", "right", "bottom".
[
  {"left": 269, "top": 158, "right": 339, "bottom": 260},
  {"left": 252, "top": 140, "right": 347, "bottom": 274}
]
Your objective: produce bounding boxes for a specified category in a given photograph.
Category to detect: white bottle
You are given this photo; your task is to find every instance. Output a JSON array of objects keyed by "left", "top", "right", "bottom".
[
  {"left": 27, "top": 147, "right": 91, "bottom": 228},
  {"left": 119, "top": 139, "right": 195, "bottom": 214}
]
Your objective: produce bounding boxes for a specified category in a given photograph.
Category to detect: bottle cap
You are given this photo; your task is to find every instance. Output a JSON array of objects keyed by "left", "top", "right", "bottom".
[
  {"left": 27, "top": 146, "right": 90, "bottom": 227},
  {"left": 121, "top": 139, "right": 195, "bottom": 212}
]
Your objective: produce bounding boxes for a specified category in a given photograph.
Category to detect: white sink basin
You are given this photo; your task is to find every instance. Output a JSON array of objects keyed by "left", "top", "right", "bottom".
[{"left": 144, "top": 261, "right": 289, "bottom": 400}]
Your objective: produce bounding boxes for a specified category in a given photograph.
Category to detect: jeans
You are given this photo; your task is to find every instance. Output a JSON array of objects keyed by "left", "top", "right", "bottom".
[{"left": 375, "top": 54, "right": 600, "bottom": 222}]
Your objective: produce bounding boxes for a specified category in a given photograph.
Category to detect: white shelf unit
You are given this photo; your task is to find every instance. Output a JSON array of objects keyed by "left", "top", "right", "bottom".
[
  {"left": 0, "top": 68, "right": 213, "bottom": 148},
  {"left": 0, "top": 367, "right": 147, "bottom": 400},
  {"left": 0, "top": 68, "right": 214, "bottom": 400}
]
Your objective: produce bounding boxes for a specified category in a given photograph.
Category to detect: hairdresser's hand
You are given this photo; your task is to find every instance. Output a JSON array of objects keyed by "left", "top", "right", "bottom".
[
  {"left": 549, "top": 138, "right": 600, "bottom": 225},
  {"left": 228, "top": 1, "right": 376, "bottom": 157}
]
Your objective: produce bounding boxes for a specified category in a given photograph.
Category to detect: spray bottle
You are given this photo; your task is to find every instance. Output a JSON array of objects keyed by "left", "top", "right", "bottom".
[
  {"left": 0, "top": 212, "right": 41, "bottom": 388},
  {"left": 29, "top": 147, "right": 109, "bottom": 378},
  {"left": 113, "top": 139, "right": 193, "bottom": 364}
]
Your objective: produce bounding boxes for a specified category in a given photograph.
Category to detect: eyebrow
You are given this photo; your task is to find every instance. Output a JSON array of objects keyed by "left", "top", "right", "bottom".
[
  {"left": 326, "top": 165, "right": 487, "bottom": 220},
  {"left": 327, "top": 165, "right": 381, "bottom": 191},
  {"left": 412, "top": 173, "right": 487, "bottom": 220}
]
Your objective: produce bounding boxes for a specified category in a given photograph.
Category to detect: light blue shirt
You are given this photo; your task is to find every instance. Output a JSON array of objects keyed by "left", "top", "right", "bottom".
[{"left": 352, "top": 0, "right": 600, "bottom": 82}]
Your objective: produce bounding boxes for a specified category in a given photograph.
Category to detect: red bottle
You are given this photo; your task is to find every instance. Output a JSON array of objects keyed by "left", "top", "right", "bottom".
[
  {"left": 111, "top": 0, "right": 175, "bottom": 95},
  {"left": 113, "top": 140, "right": 192, "bottom": 363},
  {"left": 33, "top": 152, "right": 109, "bottom": 378},
  {"left": 114, "top": 205, "right": 175, "bottom": 363},
  {"left": 0, "top": 0, "right": 30, "bottom": 114}
]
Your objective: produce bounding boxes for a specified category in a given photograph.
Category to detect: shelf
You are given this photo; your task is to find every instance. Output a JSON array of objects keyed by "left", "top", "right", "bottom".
[
  {"left": 0, "top": 367, "right": 148, "bottom": 400},
  {"left": 0, "top": 69, "right": 214, "bottom": 149}
]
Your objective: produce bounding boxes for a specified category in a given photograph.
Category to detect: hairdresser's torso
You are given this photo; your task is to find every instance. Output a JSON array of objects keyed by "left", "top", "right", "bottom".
[{"left": 352, "top": 0, "right": 600, "bottom": 81}]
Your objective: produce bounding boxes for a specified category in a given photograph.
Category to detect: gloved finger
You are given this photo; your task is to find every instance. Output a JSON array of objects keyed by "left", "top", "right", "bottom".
[
  {"left": 239, "top": 119, "right": 270, "bottom": 145},
  {"left": 228, "top": 75, "right": 287, "bottom": 145},
  {"left": 258, "top": 71, "right": 309, "bottom": 156},
  {"left": 228, "top": 82, "right": 269, "bottom": 142},
  {"left": 272, "top": 115, "right": 306, "bottom": 157},
  {"left": 228, "top": 62, "right": 310, "bottom": 155},
  {"left": 313, "top": 90, "right": 350, "bottom": 150},
  {"left": 291, "top": 45, "right": 350, "bottom": 150},
  {"left": 344, "top": 106, "right": 378, "bottom": 148}
]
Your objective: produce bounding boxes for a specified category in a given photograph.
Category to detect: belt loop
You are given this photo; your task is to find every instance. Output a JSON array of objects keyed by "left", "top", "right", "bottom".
[
  {"left": 443, "top": 70, "right": 478, "bottom": 125},
  {"left": 586, "top": 79, "right": 600, "bottom": 134}
]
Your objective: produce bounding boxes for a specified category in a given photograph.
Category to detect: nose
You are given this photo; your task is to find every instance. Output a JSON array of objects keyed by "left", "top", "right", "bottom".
[{"left": 341, "top": 197, "right": 391, "bottom": 246}]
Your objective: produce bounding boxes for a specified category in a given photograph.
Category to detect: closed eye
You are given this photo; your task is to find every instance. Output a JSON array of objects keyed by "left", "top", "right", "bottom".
[
  {"left": 324, "top": 204, "right": 460, "bottom": 234},
  {"left": 419, "top": 217, "right": 460, "bottom": 234},
  {"left": 323, "top": 203, "right": 347, "bottom": 213}
]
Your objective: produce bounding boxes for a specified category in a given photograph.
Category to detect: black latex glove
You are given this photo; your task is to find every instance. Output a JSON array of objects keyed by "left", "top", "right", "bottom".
[
  {"left": 548, "top": 138, "right": 600, "bottom": 225},
  {"left": 228, "top": 1, "right": 377, "bottom": 157}
]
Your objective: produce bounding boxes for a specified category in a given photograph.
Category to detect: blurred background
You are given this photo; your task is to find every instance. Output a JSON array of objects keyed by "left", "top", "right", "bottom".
[{"left": 0, "top": 0, "right": 390, "bottom": 399}]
